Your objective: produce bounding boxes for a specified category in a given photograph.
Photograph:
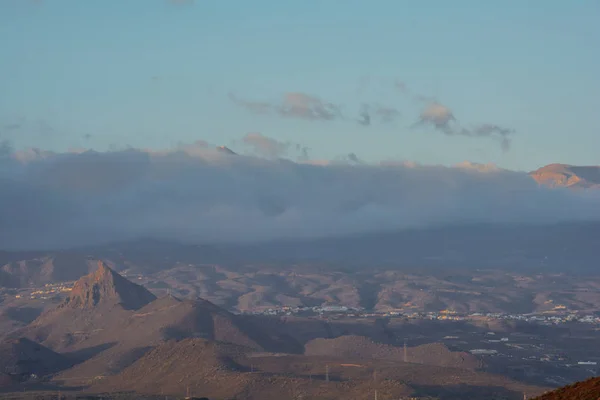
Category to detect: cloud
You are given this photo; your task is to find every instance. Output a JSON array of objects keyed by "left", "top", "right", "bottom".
[
  {"left": 0, "top": 141, "right": 599, "bottom": 250},
  {"left": 2, "top": 123, "right": 23, "bottom": 133},
  {"left": 279, "top": 92, "right": 341, "bottom": 121},
  {"left": 415, "top": 101, "right": 514, "bottom": 151},
  {"left": 358, "top": 105, "right": 371, "bottom": 126},
  {"left": 240, "top": 132, "right": 310, "bottom": 160},
  {"left": 229, "top": 93, "right": 272, "bottom": 115},
  {"left": 374, "top": 105, "right": 401, "bottom": 123},
  {"left": 242, "top": 133, "right": 290, "bottom": 158},
  {"left": 417, "top": 102, "right": 456, "bottom": 132},
  {"left": 230, "top": 92, "right": 342, "bottom": 121},
  {"left": 358, "top": 104, "right": 401, "bottom": 126},
  {"left": 0, "top": 140, "right": 12, "bottom": 157},
  {"left": 394, "top": 80, "right": 408, "bottom": 93}
]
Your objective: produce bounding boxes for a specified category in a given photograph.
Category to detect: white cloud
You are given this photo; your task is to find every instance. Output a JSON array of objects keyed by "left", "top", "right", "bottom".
[{"left": 0, "top": 141, "right": 599, "bottom": 250}]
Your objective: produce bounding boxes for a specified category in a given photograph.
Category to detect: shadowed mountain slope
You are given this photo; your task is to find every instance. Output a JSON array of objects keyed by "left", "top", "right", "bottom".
[{"left": 0, "top": 337, "right": 71, "bottom": 376}]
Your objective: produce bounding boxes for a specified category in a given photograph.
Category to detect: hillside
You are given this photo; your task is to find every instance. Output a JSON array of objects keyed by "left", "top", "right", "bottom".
[
  {"left": 0, "top": 337, "right": 71, "bottom": 376},
  {"left": 530, "top": 164, "right": 600, "bottom": 189},
  {"left": 91, "top": 338, "right": 253, "bottom": 398},
  {"left": 94, "top": 337, "right": 541, "bottom": 400},
  {"left": 533, "top": 376, "right": 600, "bottom": 400},
  {"left": 304, "top": 335, "right": 479, "bottom": 369}
]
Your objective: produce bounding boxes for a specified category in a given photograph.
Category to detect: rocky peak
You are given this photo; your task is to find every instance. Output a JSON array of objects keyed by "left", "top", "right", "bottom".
[{"left": 63, "top": 261, "right": 156, "bottom": 310}]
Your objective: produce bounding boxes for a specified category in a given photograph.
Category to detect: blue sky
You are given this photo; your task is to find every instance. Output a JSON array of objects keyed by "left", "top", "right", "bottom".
[{"left": 1, "top": 0, "right": 598, "bottom": 171}]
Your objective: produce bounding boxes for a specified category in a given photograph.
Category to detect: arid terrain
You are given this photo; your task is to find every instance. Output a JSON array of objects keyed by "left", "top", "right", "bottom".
[
  {"left": 1, "top": 224, "right": 600, "bottom": 400},
  {"left": 0, "top": 262, "right": 557, "bottom": 400},
  {"left": 3, "top": 235, "right": 600, "bottom": 316},
  {"left": 1, "top": 253, "right": 600, "bottom": 399}
]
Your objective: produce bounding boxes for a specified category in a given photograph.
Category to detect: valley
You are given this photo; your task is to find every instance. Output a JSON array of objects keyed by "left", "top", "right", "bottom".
[{"left": 2, "top": 248, "right": 600, "bottom": 399}]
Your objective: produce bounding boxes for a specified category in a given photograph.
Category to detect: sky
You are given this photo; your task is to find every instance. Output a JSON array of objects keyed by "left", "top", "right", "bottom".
[
  {"left": 1, "top": 0, "right": 600, "bottom": 250},
  {"left": 1, "top": 0, "right": 599, "bottom": 171}
]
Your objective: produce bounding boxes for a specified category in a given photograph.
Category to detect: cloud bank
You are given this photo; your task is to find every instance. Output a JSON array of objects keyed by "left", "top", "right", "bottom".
[{"left": 1, "top": 139, "right": 599, "bottom": 250}]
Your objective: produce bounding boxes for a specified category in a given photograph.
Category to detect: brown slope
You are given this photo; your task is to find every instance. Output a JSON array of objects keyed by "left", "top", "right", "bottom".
[
  {"left": 530, "top": 164, "right": 600, "bottom": 189},
  {"left": 90, "top": 338, "right": 414, "bottom": 400},
  {"left": 533, "top": 376, "right": 600, "bottom": 400},
  {"left": 304, "top": 335, "right": 479, "bottom": 369},
  {"left": 0, "top": 337, "right": 71, "bottom": 376},
  {"left": 125, "top": 294, "right": 297, "bottom": 352},
  {"left": 89, "top": 338, "right": 250, "bottom": 398}
]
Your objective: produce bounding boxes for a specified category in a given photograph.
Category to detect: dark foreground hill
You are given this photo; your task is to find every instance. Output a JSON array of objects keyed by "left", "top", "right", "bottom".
[
  {"left": 533, "top": 376, "right": 600, "bottom": 400},
  {"left": 92, "top": 337, "right": 543, "bottom": 400},
  {"left": 0, "top": 337, "right": 71, "bottom": 376}
]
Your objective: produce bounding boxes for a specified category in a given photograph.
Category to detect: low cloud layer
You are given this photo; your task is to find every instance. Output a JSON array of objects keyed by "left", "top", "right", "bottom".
[{"left": 1, "top": 139, "right": 599, "bottom": 250}]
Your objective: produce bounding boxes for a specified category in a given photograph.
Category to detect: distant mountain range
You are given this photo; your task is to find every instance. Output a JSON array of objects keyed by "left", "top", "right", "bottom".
[
  {"left": 530, "top": 164, "right": 600, "bottom": 189},
  {"left": 1, "top": 221, "right": 600, "bottom": 293}
]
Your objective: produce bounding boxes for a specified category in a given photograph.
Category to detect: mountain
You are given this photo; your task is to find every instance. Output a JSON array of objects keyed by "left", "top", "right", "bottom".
[
  {"left": 19, "top": 263, "right": 297, "bottom": 382},
  {"left": 530, "top": 164, "right": 600, "bottom": 189},
  {"left": 0, "top": 337, "right": 71, "bottom": 376},
  {"left": 61, "top": 260, "right": 156, "bottom": 310},
  {"left": 533, "top": 376, "right": 600, "bottom": 400}
]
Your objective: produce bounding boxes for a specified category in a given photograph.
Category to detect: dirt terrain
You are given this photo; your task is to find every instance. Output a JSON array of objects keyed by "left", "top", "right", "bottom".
[{"left": 0, "top": 265, "right": 550, "bottom": 399}]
